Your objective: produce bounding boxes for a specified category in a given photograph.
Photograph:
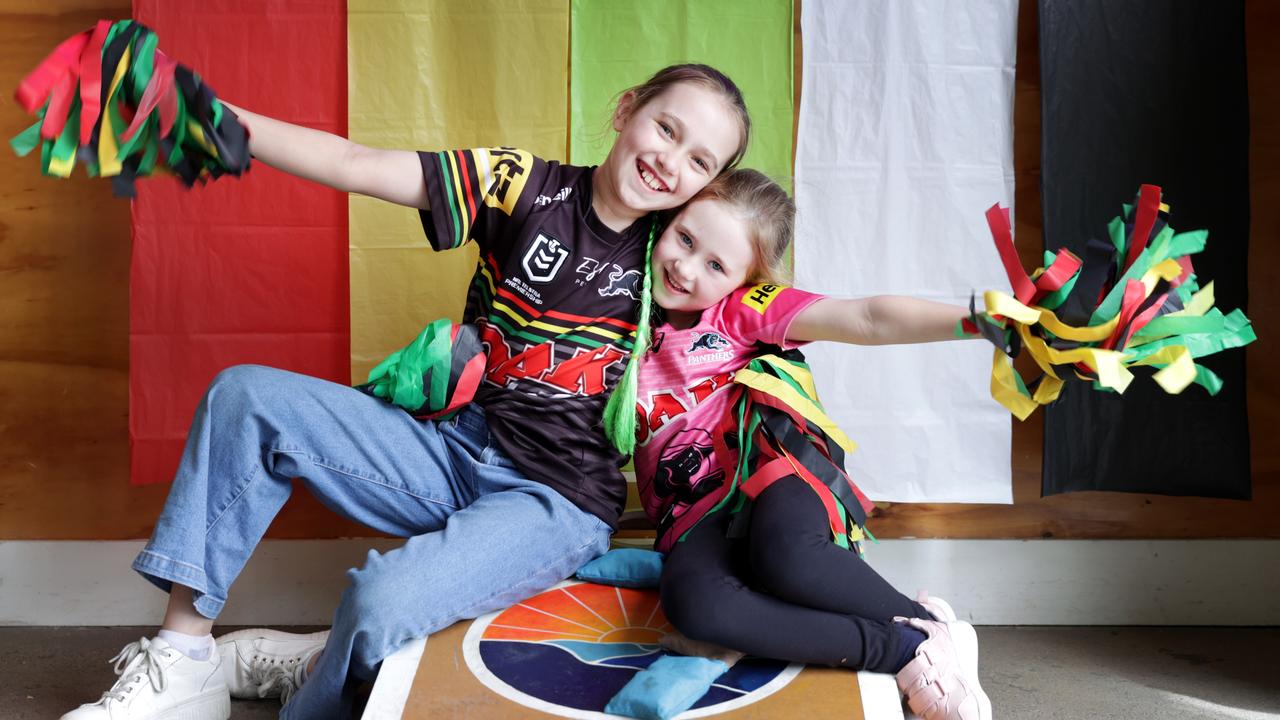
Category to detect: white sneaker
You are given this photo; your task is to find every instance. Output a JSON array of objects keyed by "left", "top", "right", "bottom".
[
  {"left": 216, "top": 628, "right": 329, "bottom": 704},
  {"left": 61, "top": 636, "right": 229, "bottom": 720}
]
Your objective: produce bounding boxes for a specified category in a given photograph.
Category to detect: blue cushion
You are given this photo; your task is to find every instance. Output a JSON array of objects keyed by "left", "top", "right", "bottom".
[
  {"left": 575, "top": 548, "right": 664, "bottom": 589},
  {"left": 605, "top": 654, "right": 729, "bottom": 720}
]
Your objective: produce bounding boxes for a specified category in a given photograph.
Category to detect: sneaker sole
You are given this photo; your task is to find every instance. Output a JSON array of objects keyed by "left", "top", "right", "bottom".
[
  {"left": 947, "top": 621, "right": 993, "bottom": 720},
  {"left": 145, "top": 688, "right": 230, "bottom": 720}
]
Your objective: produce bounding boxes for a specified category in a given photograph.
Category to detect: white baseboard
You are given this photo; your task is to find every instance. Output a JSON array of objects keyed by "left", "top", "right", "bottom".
[{"left": 2, "top": 539, "right": 1276, "bottom": 626}]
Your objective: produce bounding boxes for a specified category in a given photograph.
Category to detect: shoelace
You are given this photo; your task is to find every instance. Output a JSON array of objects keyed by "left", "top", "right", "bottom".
[
  {"left": 100, "top": 638, "right": 169, "bottom": 703},
  {"left": 246, "top": 646, "right": 322, "bottom": 706}
]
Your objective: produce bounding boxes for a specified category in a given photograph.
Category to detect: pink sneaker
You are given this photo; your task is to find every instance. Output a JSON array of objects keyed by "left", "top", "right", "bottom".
[
  {"left": 894, "top": 618, "right": 992, "bottom": 720},
  {"left": 917, "top": 590, "right": 958, "bottom": 622}
]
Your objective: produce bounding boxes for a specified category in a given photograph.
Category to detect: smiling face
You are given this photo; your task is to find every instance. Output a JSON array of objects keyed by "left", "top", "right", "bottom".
[
  {"left": 650, "top": 197, "right": 756, "bottom": 329},
  {"left": 594, "top": 82, "right": 744, "bottom": 228}
]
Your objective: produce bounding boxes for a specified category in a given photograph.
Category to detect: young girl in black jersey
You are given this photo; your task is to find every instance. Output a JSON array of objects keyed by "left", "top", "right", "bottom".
[
  {"left": 628, "top": 169, "right": 992, "bottom": 720},
  {"left": 62, "top": 65, "right": 754, "bottom": 720}
]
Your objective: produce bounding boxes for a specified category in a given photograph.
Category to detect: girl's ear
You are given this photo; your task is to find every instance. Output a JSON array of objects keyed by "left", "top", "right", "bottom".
[{"left": 613, "top": 90, "right": 638, "bottom": 132}]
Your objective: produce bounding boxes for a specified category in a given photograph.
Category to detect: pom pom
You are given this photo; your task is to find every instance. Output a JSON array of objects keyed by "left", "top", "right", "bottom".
[
  {"left": 356, "top": 319, "right": 485, "bottom": 421},
  {"left": 968, "top": 185, "right": 1256, "bottom": 420},
  {"left": 11, "top": 19, "right": 250, "bottom": 197}
]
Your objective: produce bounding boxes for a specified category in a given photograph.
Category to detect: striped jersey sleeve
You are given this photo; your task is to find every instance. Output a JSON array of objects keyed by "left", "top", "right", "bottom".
[{"left": 416, "top": 147, "right": 540, "bottom": 251}]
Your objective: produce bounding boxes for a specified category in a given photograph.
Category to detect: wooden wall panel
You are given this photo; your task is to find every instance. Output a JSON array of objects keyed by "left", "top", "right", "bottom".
[
  {"left": 0, "top": 2, "right": 368, "bottom": 539},
  {"left": 1, "top": 0, "right": 1275, "bottom": 540}
]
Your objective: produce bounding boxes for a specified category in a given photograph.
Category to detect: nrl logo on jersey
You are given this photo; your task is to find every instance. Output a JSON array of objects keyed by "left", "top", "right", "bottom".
[{"left": 522, "top": 233, "right": 569, "bottom": 283}]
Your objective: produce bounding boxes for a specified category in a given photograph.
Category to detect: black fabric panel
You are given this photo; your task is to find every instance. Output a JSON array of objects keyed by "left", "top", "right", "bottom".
[{"left": 1038, "top": 0, "right": 1251, "bottom": 499}]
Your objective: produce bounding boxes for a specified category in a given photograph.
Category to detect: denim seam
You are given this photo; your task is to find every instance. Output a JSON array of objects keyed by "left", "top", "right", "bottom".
[
  {"left": 132, "top": 551, "right": 227, "bottom": 613},
  {"left": 206, "top": 464, "right": 264, "bottom": 535},
  {"left": 135, "top": 550, "right": 209, "bottom": 577},
  {"left": 272, "top": 448, "right": 461, "bottom": 509},
  {"left": 420, "top": 515, "right": 607, "bottom": 635}
]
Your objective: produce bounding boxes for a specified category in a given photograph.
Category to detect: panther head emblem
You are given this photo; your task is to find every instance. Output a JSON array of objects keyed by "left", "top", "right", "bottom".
[
  {"left": 599, "top": 268, "right": 643, "bottom": 299},
  {"left": 688, "top": 332, "right": 731, "bottom": 353}
]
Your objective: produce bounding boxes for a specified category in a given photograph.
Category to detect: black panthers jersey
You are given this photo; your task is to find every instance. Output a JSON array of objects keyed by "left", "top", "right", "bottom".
[{"left": 418, "top": 148, "right": 649, "bottom": 526}]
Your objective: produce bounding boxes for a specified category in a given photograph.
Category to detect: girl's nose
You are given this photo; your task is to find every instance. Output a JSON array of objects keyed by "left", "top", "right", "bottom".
[
  {"left": 672, "top": 259, "right": 694, "bottom": 283},
  {"left": 654, "top": 151, "right": 674, "bottom": 178}
]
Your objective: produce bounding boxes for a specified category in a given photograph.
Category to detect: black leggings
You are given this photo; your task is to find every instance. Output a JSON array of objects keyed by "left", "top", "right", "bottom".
[{"left": 660, "top": 476, "right": 932, "bottom": 673}]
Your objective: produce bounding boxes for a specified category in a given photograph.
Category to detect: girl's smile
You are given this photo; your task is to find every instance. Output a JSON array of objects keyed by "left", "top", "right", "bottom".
[
  {"left": 592, "top": 82, "right": 742, "bottom": 230},
  {"left": 651, "top": 197, "right": 755, "bottom": 329}
]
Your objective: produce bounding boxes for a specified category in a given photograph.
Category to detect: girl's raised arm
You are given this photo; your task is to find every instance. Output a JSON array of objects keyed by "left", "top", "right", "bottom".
[
  {"left": 785, "top": 296, "right": 971, "bottom": 346},
  {"left": 224, "top": 102, "right": 429, "bottom": 210}
]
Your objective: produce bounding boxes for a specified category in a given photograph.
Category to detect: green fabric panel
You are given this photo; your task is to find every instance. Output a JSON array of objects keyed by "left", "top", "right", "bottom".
[{"left": 569, "top": 0, "right": 794, "bottom": 190}]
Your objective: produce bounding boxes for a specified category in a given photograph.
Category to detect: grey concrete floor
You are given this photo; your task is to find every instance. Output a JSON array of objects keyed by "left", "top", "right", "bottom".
[{"left": 3, "top": 626, "right": 1277, "bottom": 719}]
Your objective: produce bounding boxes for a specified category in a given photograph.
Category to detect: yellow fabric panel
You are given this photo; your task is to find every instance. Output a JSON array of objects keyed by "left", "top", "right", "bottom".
[{"left": 347, "top": 0, "right": 569, "bottom": 381}]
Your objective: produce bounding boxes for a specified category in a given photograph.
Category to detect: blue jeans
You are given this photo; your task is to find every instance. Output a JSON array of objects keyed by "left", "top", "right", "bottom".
[{"left": 132, "top": 365, "right": 613, "bottom": 720}]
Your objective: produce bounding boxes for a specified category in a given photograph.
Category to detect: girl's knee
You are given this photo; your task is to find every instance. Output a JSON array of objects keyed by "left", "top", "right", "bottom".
[
  {"left": 336, "top": 560, "right": 408, "bottom": 670},
  {"left": 749, "top": 540, "right": 823, "bottom": 598},
  {"left": 210, "top": 363, "right": 274, "bottom": 392},
  {"left": 660, "top": 575, "right": 738, "bottom": 645}
]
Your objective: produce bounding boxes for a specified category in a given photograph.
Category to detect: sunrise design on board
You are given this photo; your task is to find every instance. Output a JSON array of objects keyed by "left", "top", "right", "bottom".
[{"left": 462, "top": 581, "right": 800, "bottom": 717}]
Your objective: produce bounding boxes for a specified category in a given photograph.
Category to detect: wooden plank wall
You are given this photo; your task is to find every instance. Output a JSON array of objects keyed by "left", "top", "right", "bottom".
[{"left": 1, "top": 0, "right": 1275, "bottom": 540}]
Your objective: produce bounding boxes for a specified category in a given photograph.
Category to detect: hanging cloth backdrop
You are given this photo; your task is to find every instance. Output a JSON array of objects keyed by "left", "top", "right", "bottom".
[
  {"left": 347, "top": 0, "right": 569, "bottom": 382},
  {"left": 1038, "top": 0, "right": 1251, "bottom": 499},
  {"left": 568, "top": 0, "right": 793, "bottom": 182},
  {"left": 793, "top": 0, "right": 1018, "bottom": 503},
  {"left": 130, "top": 0, "right": 349, "bottom": 485}
]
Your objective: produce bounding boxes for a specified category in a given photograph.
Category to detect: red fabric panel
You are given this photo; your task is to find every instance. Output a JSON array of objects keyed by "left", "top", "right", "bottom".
[{"left": 130, "top": 0, "right": 348, "bottom": 485}]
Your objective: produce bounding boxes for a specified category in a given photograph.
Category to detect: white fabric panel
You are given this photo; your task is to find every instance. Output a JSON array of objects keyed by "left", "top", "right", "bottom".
[{"left": 794, "top": 0, "right": 1018, "bottom": 503}]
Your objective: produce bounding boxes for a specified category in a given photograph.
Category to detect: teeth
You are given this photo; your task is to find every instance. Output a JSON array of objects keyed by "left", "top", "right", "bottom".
[
  {"left": 666, "top": 270, "right": 687, "bottom": 293},
  {"left": 639, "top": 164, "right": 666, "bottom": 192}
]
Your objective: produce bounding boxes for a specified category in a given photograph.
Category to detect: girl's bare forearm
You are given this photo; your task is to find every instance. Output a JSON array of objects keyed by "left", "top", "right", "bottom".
[
  {"left": 787, "top": 295, "right": 973, "bottom": 346},
  {"left": 222, "top": 101, "right": 357, "bottom": 190},
  {"left": 222, "top": 101, "right": 428, "bottom": 208}
]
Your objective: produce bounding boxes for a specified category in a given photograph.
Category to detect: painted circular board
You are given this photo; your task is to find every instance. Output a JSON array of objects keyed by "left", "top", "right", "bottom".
[{"left": 462, "top": 580, "right": 802, "bottom": 718}]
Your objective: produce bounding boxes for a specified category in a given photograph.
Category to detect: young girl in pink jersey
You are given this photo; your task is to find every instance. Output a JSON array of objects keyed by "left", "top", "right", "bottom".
[{"left": 622, "top": 169, "right": 992, "bottom": 720}]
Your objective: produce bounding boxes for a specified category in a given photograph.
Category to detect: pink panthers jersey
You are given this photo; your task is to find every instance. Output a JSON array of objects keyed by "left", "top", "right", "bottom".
[{"left": 635, "top": 283, "right": 825, "bottom": 551}]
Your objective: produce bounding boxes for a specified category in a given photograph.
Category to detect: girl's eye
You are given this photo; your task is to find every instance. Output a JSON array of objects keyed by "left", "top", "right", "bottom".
[
  {"left": 679, "top": 233, "right": 692, "bottom": 248},
  {"left": 694, "top": 157, "right": 709, "bottom": 171},
  {"left": 710, "top": 260, "right": 724, "bottom": 273},
  {"left": 659, "top": 122, "right": 674, "bottom": 138}
]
